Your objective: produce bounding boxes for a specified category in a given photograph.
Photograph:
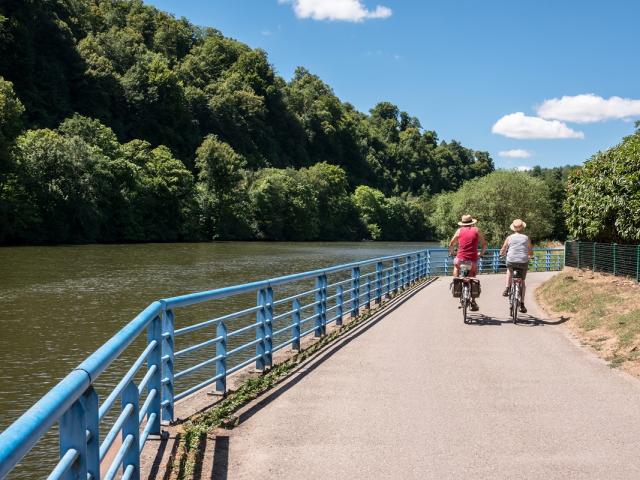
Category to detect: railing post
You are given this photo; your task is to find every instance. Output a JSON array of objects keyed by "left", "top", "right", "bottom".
[
  {"left": 121, "top": 381, "right": 141, "bottom": 480},
  {"left": 613, "top": 243, "right": 617, "bottom": 276},
  {"left": 393, "top": 259, "right": 399, "bottom": 292},
  {"left": 161, "top": 308, "right": 174, "bottom": 423},
  {"left": 363, "top": 276, "right": 370, "bottom": 309},
  {"left": 545, "top": 249, "right": 551, "bottom": 271},
  {"left": 533, "top": 253, "right": 539, "bottom": 272},
  {"left": 315, "top": 274, "right": 327, "bottom": 336},
  {"left": 427, "top": 250, "right": 431, "bottom": 277},
  {"left": 593, "top": 242, "right": 597, "bottom": 271},
  {"left": 385, "top": 271, "right": 391, "bottom": 297},
  {"left": 376, "top": 262, "right": 383, "bottom": 304},
  {"left": 336, "top": 285, "right": 344, "bottom": 326},
  {"left": 577, "top": 240, "right": 581, "bottom": 269},
  {"left": 146, "top": 314, "right": 162, "bottom": 434},
  {"left": 59, "top": 396, "right": 88, "bottom": 480},
  {"left": 256, "top": 289, "right": 266, "bottom": 370},
  {"left": 215, "top": 321, "right": 227, "bottom": 394},
  {"left": 444, "top": 256, "right": 449, "bottom": 276},
  {"left": 492, "top": 251, "right": 498, "bottom": 273},
  {"left": 478, "top": 255, "right": 484, "bottom": 274},
  {"left": 256, "top": 287, "right": 273, "bottom": 370},
  {"left": 292, "top": 299, "right": 301, "bottom": 350},
  {"left": 351, "top": 267, "right": 360, "bottom": 317},
  {"left": 84, "top": 387, "right": 99, "bottom": 480},
  {"left": 405, "top": 256, "right": 411, "bottom": 288},
  {"left": 266, "top": 288, "right": 273, "bottom": 366}
]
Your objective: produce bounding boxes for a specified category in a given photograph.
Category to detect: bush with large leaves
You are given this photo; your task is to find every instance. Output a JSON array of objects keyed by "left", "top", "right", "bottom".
[{"left": 564, "top": 130, "right": 640, "bottom": 243}]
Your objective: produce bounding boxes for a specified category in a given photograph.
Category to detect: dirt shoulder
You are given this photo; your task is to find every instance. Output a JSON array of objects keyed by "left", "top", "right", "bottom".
[{"left": 536, "top": 267, "right": 640, "bottom": 376}]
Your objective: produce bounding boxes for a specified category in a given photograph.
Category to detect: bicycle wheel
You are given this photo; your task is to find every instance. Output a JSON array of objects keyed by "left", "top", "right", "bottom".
[
  {"left": 462, "top": 284, "right": 469, "bottom": 323},
  {"left": 511, "top": 284, "right": 519, "bottom": 323}
]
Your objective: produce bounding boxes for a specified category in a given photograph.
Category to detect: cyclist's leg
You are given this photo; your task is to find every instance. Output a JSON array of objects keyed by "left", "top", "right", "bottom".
[
  {"left": 469, "top": 260, "right": 478, "bottom": 277},
  {"left": 520, "top": 263, "right": 528, "bottom": 312},
  {"left": 452, "top": 256, "right": 461, "bottom": 277},
  {"left": 469, "top": 260, "right": 479, "bottom": 310},
  {"left": 504, "top": 264, "right": 513, "bottom": 296}
]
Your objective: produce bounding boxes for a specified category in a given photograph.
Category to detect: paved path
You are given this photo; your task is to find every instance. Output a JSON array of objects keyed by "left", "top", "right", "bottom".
[{"left": 214, "top": 273, "right": 640, "bottom": 479}]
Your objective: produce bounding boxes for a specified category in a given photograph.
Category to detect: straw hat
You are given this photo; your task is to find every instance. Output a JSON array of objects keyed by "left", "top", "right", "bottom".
[
  {"left": 457, "top": 214, "right": 477, "bottom": 226},
  {"left": 510, "top": 219, "right": 527, "bottom": 232}
]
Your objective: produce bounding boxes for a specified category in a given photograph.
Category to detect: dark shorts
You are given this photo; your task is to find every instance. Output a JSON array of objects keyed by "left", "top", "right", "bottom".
[{"left": 507, "top": 261, "right": 528, "bottom": 279}]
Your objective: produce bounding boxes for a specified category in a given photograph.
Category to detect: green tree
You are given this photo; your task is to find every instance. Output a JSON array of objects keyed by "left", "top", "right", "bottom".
[
  {"left": 195, "top": 135, "right": 252, "bottom": 239},
  {"left": 9, "top": 129, "right": 105, "bottom": 242},
  {"left": 564, "top": 131, "right": 640, "bottom": 243},
  {"left": 352, "top": 185, "right": 387, "bottom": 240},
  {"left": 430, "top": 171, "right": 553, "bottom": 246},
  {"left": 0, "top": 77, "right": 25, "bottom": 169},
  {"left": 121, "top": 52, "right": 195, "bottom": 162},
  {"left": 249, "top": 168, "right": 318, "bottom": 240},
  {"left": 300, "top": 162, "right": 357, "bottom": 240},
  {"left": 120, "top": 140, "right": 198, "bottom": 240}
]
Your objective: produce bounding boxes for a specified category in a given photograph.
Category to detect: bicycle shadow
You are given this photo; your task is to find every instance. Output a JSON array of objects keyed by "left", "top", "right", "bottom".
[{"left": 466, "top": 313, "right": 570, "bottom": 327}]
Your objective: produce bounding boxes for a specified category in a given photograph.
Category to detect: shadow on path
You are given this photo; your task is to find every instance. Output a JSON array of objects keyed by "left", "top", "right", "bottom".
[{"left": 466, "top": 312, "right": 570, "bottom": 327}]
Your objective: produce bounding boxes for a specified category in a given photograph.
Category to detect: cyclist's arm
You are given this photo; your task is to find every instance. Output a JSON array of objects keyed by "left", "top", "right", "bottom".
[
  {"left": 478, "top": 229, "right": 488, "bottom": 256},
  {"left": 499, "top": 236, "right": 510, "bottom": 257},
  {"left": 448, "top": 229, "right": 460, "bottom": 256}
]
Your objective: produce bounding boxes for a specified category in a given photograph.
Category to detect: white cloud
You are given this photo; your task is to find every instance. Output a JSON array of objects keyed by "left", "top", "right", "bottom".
[
  {"left": 279, "top": 0, "right": 392, "bottom": 22},
  {"left": 498, "top": 149, "right": 532, "bottom": 158},
  {"left": 261, "top": 29, "right": 273, "bottom": 36},
  {"left": 492, "top": 112, "right": 584, "bottom": 139},
  {"left": 516, "top": 166, "right": 532, "bottom": 172},
  {"left": 537, "top": 94, "right": 640, "bottom": 123}
]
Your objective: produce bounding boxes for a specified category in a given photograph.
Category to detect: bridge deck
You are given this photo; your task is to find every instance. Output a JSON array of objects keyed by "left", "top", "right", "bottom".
[{"left": 205, "top": 273, "right": 640, "bottom": 479}]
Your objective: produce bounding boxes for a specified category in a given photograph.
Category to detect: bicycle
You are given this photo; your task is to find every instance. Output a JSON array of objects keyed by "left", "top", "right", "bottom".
[
  {"left": 508, "top": 267, "right": 525, "bottom": 324},
  {"left": 457, "top": 260, "right": 473, "bottom": 324}
]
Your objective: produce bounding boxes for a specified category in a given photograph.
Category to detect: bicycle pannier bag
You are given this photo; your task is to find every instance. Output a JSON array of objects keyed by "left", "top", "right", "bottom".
[
  {"left": 471, "top": 279, "right": 481, "bottom": 298},
  {"left": 451, "top": 278, "right": 463, "bottom": 297}
]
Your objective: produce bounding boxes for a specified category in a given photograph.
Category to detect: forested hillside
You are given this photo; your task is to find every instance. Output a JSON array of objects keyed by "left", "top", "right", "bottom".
[{"left": 0, "top": 0, "right": 494, "bottom": 243}]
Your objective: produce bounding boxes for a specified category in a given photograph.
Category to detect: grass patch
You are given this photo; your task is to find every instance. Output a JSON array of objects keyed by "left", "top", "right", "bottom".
[
  {"left": 615, "top": 310, "right": 640, "bottom": 347},
  {"left": 539, "top": 271, "right": 640, "bottom": 371}
]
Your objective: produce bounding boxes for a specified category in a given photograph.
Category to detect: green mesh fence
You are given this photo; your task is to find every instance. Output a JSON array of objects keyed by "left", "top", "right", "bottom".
[{"left": 565, "top": 241, "right": 640, "bottom": 282}]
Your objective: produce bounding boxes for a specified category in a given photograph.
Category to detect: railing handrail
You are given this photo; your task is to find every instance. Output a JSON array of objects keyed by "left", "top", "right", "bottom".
[
  {"left": 0, "top": 246, "right": 565, "bottom": 479},
  {"left": 161, "top": 247, "right": 565, "bottom": 308},
  {"left": 161, "top": 248, "right": 430, "bottom": 308}
]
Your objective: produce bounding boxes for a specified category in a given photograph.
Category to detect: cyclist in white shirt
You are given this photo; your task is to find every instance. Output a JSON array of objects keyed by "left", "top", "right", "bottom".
[{"left": 499, "top": 219, "right": 533, "bottom": 313}]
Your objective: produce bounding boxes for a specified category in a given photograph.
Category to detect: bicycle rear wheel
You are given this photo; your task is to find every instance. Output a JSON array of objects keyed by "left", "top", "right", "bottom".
[
  {"left": 462, "top": 284, "right": 470, "bottom": 323},
  {"left": 511, "top": 284, "right": 519, "bottom": 323}
]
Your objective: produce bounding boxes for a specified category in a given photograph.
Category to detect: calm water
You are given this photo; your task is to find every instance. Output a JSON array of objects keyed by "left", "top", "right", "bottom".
[{"left": 0, "top": 241, "right": 436, "bottom": 478}]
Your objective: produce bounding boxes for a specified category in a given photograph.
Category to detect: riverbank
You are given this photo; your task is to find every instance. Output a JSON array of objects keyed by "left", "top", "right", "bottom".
[{"left": 537, "top": 268, "right": 640, "bottom": 375}]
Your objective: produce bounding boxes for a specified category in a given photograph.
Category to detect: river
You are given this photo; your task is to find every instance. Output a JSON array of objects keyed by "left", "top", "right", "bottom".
[{"left": 0, "top": 241, "right": 437, "bottom": 478}]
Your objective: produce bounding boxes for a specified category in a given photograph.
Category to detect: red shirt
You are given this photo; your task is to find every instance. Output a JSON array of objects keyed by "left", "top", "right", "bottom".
[{"left": 457, "top": 226, "right": 479, "bottom": 261}]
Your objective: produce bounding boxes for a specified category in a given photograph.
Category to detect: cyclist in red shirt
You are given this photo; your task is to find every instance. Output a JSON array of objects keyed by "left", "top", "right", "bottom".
[{"left": 448, "top": 214, "right": 488, "bottom": 310}]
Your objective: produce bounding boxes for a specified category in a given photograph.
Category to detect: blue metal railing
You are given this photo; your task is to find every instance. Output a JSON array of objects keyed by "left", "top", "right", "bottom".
[{"left": 0, "top": 247, "right": 564, "bottom": 479}]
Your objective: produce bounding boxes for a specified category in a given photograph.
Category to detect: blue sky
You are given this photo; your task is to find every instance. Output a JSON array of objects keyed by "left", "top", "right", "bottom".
[{"left": 147, "top": 0, "right": 640, "bottom": 169}]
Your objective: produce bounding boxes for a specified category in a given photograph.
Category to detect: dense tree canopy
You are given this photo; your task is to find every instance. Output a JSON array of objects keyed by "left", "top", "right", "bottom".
[
  {"left": 430, "top": 171, "right": 553, "bottom": 246},
  {"left": 0, "top": 0, "right": 496, "bottom": 244},
  {"left": 564, "top": 130, "right": 640, "bottom": 243}
]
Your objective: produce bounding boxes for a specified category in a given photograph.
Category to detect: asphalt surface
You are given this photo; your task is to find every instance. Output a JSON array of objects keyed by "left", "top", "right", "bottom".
[{"left": 213, "top": 273, "right": 640, "bottom": 479}]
